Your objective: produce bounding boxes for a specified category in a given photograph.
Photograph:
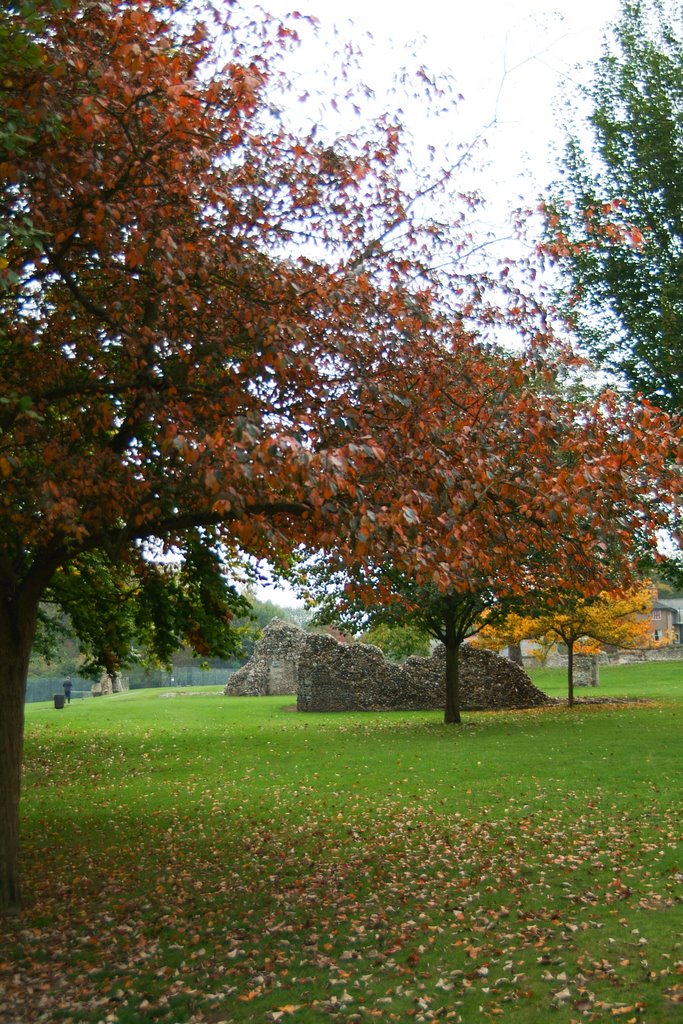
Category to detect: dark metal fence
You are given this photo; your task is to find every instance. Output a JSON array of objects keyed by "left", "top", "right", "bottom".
[
  {"left": 25, "top": 677, "right": 92, "bottom": 703},
  {"left": 26, "top": 667, "right": 235, "bottom": 703}
]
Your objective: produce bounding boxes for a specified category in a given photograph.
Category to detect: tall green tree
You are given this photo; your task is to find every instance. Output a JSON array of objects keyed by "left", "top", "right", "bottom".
[
  {"left": 360, "top": 622, "right": 431, "bottom": 661},
  {"left": 546, "top": 0, "right": 683, "bottom": 417}
]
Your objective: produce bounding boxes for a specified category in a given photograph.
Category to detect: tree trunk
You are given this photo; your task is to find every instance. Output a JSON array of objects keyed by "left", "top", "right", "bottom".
[
  {"left": 0, "top": 600, "right": 37, "bottom": 912},
  {"left": 567, "top": 640, "right": 575, "bottom": 708},
  {"left": 444, "top": 629, "right": 462, "bottom": 725}
]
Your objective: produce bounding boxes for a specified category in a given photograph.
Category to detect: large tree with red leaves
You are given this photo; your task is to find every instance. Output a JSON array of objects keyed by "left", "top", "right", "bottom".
[
  {"left": 0, "top": 0, "right": 488, "bottom": 909},
  {"left": 1, "top": 0, "right": 679, "bottom": 911},
  {"left": 0, "top": 0, "right": 542, "bottom": 909}
]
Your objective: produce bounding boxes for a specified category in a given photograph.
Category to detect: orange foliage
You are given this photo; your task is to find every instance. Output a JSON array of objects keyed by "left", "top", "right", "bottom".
[{"left": 476, "top": 585, "right": 670, "bottom": 657}]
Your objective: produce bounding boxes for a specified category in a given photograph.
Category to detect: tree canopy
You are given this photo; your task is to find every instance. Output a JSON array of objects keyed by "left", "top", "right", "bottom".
[
  {"left": 0, "top": 0, "right": 568, "bottom": 909},
  {"left": 293, "top": 342, "right": 679, "bottom": 723},
  {"left": 43, "top": 534, "right": 253, "bottom": 680},
  {"left": 360, "top": 623, "right": 431, "bottom": 662},
  {"left": 545, "top": 0, "right": 683, "bottom": 417}
]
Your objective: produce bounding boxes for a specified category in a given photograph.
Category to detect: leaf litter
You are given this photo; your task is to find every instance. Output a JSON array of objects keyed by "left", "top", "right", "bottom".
[
  {"left": 3, "top": 703, "right": 681, "bottom": 1023},
  {"left": 2, "top": 791, "right": 681, "bottom": 1024}
]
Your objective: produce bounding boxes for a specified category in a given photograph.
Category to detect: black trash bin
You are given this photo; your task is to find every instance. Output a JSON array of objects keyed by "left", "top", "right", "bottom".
[{"left": 54, "top": 694, "right": 65, "bottom": 709}]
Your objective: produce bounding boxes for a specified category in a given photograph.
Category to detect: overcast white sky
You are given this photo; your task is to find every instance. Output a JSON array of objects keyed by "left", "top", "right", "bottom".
[
  {"left": 253, "top": 0, "right": 623, "bottom": 605},
  {"left": 262, "top": 0, "right": 621, "bottom": 203}
]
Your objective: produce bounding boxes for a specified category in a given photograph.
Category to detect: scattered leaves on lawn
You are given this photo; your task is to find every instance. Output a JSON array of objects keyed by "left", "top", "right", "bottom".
[{"left": 3, "top": 698, "right": 681, "bottom": 1023}]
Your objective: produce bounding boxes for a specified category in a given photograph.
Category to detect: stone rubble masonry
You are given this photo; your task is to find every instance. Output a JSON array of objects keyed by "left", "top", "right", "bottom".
[
  {"left": 225, "top": 618, "right": 554, "bottom": 712},
  {"left": 92, "top": 671, "right": 128, "bottom": 696},
  {"left": 225, "top": 618, "right": 309, "bottom": 697},
  {"left": 572, "top": 654, "right": 599, "bottom": 687}
]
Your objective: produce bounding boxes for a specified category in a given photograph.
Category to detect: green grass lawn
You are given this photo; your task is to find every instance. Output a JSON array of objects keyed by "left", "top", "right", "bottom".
[{"left": 2, "top": 662, "right": 681, "bottom": 1023}]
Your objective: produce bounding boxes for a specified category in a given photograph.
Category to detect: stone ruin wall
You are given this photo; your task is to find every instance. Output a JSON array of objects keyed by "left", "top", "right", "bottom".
[
  {"left": 571, "top": 654, "right": 598, "bottom": 687},
  {"left": 225, "top": 619, "right": 554, "bottom": 712},
  {"left": 534, "top": 645, "right": 683, "bottom": 675},
  {"left": 92, "top": 671, "right": 129, "bottom": 696},
  {"left": 225, "top": 618, "right": 309, "bottom": 697},
  {"left": 600, "top": 644, "right": 683, "bottom": 664}
]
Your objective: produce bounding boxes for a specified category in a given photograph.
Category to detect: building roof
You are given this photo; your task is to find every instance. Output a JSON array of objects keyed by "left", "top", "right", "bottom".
[{"left": 653, "top": 599, "right": 683, "bottom": 624}]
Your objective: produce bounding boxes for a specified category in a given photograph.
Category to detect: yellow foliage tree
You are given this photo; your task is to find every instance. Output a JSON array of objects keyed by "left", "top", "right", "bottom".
[{"left": 476, "top": 585, "right": 670, "bottom": 706}]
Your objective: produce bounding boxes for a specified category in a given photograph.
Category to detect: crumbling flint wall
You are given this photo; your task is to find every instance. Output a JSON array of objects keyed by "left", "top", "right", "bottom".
[
  {"left": 225, "top": 619, "right": 554, "bottom": 712},
  {"left": 225, "top": 618, "right": 307, "bottom": 697}
]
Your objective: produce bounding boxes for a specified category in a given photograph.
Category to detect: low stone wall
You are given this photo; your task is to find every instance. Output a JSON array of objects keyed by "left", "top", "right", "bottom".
[
  {"left": 226, "top": 619, "right": 554, "bottom": 712},
  {"left": 537, "top": 645, "right": 683, "bottom": 673},
  {"left": 601, "top": 645, "right": 683, "bottom": 664}
]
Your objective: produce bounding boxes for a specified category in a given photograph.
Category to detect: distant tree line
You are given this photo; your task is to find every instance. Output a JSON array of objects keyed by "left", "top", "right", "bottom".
[{"left": 27, "top": 595, "right": 309, "bottom": 692}]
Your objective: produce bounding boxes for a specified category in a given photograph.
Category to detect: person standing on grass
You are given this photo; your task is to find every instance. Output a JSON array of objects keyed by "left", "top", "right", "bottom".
[{"left": 63, "top": 677, "right": 72, "bottom": 705}]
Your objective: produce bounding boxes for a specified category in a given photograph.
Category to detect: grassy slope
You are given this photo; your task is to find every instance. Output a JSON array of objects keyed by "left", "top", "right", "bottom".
[{"left": 1, "top": 662, "right": 681, "bottom": 1023}]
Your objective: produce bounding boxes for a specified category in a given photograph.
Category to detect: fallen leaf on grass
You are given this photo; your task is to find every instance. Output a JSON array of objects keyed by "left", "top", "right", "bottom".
[
  {"left": 553, "top": 987, "right": 572, "bottom": 1002},
  {"left": 238, "top": 987, "right": 262, "bottom": 1001},
  {"left": 664, "top": 984, "right": 683, "bottom": 1003}
]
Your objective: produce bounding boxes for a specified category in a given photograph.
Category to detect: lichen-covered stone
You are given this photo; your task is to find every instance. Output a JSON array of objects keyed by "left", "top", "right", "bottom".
[{"left": 225, "top": 619, "right": 553, "bottom": 711}]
